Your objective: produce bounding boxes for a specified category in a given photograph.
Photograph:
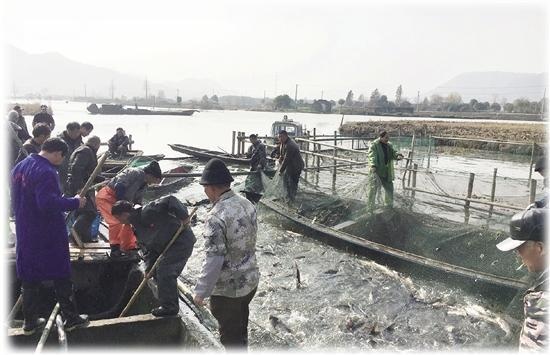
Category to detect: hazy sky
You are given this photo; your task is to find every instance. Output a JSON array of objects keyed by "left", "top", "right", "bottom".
[{"left": 3, "top": 0, "right": 549, "bottom": 100}]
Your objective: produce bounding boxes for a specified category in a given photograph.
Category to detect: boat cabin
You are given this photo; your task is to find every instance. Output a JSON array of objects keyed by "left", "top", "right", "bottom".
[{"left": 270, "top": 115, "right": 303, "bottom": 138}]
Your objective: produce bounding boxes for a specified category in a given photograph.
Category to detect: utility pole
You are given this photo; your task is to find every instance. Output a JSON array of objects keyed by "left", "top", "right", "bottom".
[
  {"left": 295, "top": 84, "right": 299, "bottom": 110},
  {"left": 541, "top": 88, "right": 547, "bottom": 120},
  {"left": 416, "top": 91, "right": 420, "bottom": 113},
  {"left": 144, "top": 78, "right": 149, "bottom": 101}
]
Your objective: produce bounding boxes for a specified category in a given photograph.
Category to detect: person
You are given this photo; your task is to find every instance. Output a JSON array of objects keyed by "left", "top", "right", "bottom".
[
  {"left": 7, "top": 113, "right": 29, "bottom": 169},
  {"left": 111, "top": 196, "right": 196, "bottom": 316},
  {"left": 528, "top": 157, "right": 548, "bottom": 209},
  {"left": 9, "top": 105, "right": 31, "bottom": 140},
  {"left": 108, "top": 127, "right": 130, "bottom": 157},
  {"left": 96, "top": 161, "right": 163, "bottom": 257},
  {"left": 246, "top": 134, "right": 267, "bottom": 171},
  {"left": 80, "top": 121, "right": 94, "bottom": 138},
  {"left": 32, "top": 104, "right": 55, "bottom": 130},
  {"left": 496, "top": 208, "right": 547, "bottom": 351},
  {"left": 66, "top": 136, "right": 102, "bottom": 243},
  {"left": 193, "top": 158, "right": 259, "bottom": 348},
  {"left": 57, "top": 122, "right": 83, "bottom": 191},
  {"left": 367, "top": 131, "right": 404, "bottom": 210},
  {"left": 278, "top": 130, "right": 304, "bottom": 202},
  {"left": 11, "top": 138, "right": 89, "bottom": 335},
  {"left": 15, "top": 123, "right": 51, "bottom": 164}
]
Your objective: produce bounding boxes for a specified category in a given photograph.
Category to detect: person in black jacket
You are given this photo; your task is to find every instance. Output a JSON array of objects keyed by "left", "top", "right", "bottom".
[
  {"left": 108, "top": 127, "right": 130, "bottom": 157},
  {"left": 32, "top": 104, "right": 55, "bottom": 130},
  {"left": 66, "top": 136, "right": 102, "bottom": 242},
  {"left": 111, "top": 196, "right": 196, "bottom": 317},
  {"left": 278, "top": 130, "right": 304, "bottom": 201},
  {"left": 58, "top": 122, "right": 84, "bottom": 191}
]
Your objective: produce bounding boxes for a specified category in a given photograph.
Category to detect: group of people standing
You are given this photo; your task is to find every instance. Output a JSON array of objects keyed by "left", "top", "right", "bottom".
[{"left": 8, "top": 104, "right": 260, "bottom": 348}]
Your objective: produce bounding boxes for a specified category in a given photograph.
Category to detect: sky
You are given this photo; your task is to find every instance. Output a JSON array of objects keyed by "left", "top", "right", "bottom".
[{"left": 2, "top": 0, "right": 549, "bottom": 100}]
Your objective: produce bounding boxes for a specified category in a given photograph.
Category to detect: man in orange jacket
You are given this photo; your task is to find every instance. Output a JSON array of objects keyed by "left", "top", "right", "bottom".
[{"left": 96, "top": 161, "right": 162, "bottom": 257}]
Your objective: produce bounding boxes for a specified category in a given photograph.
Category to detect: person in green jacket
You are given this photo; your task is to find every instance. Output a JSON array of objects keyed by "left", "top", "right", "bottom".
[{"left": 367, "top": 131, "right": 403, "bottom": 210}]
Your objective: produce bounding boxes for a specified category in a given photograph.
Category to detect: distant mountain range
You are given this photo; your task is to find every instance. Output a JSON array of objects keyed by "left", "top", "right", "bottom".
[
  {"left": 4, "top": 45, "right": 547, "bottom": 103},
  {"left": 427, "top": 71, "right": 547, "bottom": 102},
  {"left": 4, "top": 45, "right": 223, "bottom": 100}
]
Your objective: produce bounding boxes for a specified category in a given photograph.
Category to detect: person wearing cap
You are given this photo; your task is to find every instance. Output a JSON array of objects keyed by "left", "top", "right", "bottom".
[
  {"left": 111, "top": 196, "right": 196, "bottom": 317},
  {"left": 66, "top": 136, "right": 102, "bottom": 243},
  {"left": 193, "top": 158, "right": 259, "bottom": 348},
  {"left": 10, "top": 105, "right": 31, "bottom": 140},
  {"left": 108, "top": 127, "right": 130, "bottom": 157},
  {"left": 15, "top": 123, "right": 51, "bottom": 165},
  {"left": 32, "top": 104, "right": 55, "bottom": 131},
  {"left": 496, "top": 208, "right": 548, "bottom": 351},
  {"left": 278, "top": 130, "right": 305, "bottom": 202},
  {"left": 96, "top": 161, "right": 163, "bottom": 256},
  {"left": 367, "top": 131, "right": 404, "bottom": 211}
]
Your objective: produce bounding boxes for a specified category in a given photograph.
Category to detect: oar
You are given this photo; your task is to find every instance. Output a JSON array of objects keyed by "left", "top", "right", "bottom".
[
  {"left": 35, "top": 303, "right": 60, "bottom": 353},
  {"left": 119, "top": 207, "right": 198, "bottom": 318}
]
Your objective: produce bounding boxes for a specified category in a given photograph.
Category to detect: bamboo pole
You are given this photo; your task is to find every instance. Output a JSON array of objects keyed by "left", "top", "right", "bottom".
[
  {"left": 431, "top": 135, "right": 537, "bottom": 146},
  {"left": 529, "top": 179, "right": 537, "bottom": 204},
  {"left": 304, "top": 131, "right": 309, "bottom": 181},
  {"left": 35, "top": 303, "right": 60, "bottom": 353},
  {"left": 231, "top": 131, "right": 236, "bottom": 155},
  {"left": 8, "top": 295, "right": 23, "bottom": 323},
  {"left": 295, "top": 137, "right": 366, "bottom": 154},
  {"left": 465, "top": 173, "right": 475, "bottom": 224},
  {"left": 412, "top": 163, "right": 418, "bottom": 199},
  {"left": 488, "top": 168, "right": 498, "bottom": 219},
  {"left": 528, "top": 141, "right": 536, "bottom": 187},
  {"left": 55, "top": 314, "right": 67, "bottom": 351},
  {"left": 241, "top": 132, "right": 246, "bottom": 156},
  {"left": 119, "top": 208, "right": 198, "bottom": 318},
  {"left": 426, "top": 136, "right": 432, "bottom": 170},
  {"left": 332, "top": 131, "right": 337, "bottom": 193}
]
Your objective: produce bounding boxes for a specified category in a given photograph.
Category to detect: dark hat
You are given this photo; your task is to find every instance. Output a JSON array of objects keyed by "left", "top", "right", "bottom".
[
  {"left": 143, "top": 161, "right": 162, "bottom": 179},
  {"left": 200, "top": 158, "right": 234, "bottom": 185},
  {"left": 249, "top": 134, "right": 258, "bottom": 139},
  {"left": 534, "top": 157, "right": 546, "bottom": 172},
  {"left": 13, "top": 105, "right": 22, "bottom": 111},
  {"left": 496, "top": 208, "right": 547, "bottom": 251},
  {"left": 279, "top": 130, "right": 288, "bottom": 135},
  {"left": 379, "top": 131, "right": 388, "bottom": 138}
]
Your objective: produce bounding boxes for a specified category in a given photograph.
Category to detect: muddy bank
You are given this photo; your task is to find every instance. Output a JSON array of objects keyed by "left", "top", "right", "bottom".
[{"left": 340, "top": 120, "right": 546, "bottom": 154}]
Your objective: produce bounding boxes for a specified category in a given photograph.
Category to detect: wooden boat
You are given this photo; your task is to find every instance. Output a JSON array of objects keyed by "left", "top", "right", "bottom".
[
  {"left": 101, "top": 151, "right": 165, "bottom": 174},
  {"left": 169, "top": 144, "right": 251, "bottom": 166},
  {"left": 259, "top": 195, "right": 531, "bottom": 303},
  {"left": 147, "top": 164, "right": 195, "bottom": 195},
  {"left": 87, "top": 104, "right": 198, "bottom": 116},
  {"left": 7, "top": 236, "right": 221, "bottom": 349}
]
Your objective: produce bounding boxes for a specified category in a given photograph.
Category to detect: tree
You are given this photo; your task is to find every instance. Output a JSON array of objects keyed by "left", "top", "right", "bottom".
[
  {"left": 430, "top": 94, "right": 444, "bottom": 109},
  {"left": 446, "top": 92, "right": 462, "bottom": 105},
  {"left": 469, "top": 99, "right": 478, "bottom": 110},
  {"left": 273, "top": 94, "right": 294, "bottom": 110},
  {"left": 490, "top": 102, "right": 501, "bottom": 112},
  {"left": 211, "top": 94, "right": 219, "bottom": 103},
  {"left": 370, "top": 89, "right": 380, "bottom": 102},
  {"left": 358, "top": 94, "right": 365, "bottom": 102},
  {"left": 345, "top": 90, "right": 354, "bottom": 106},
  {"left": 338, "top": 98, "right": 345, "bottom": 113},
  {"left": 503, "top": 103, "right": 514, "bottom": 113},
  {"left": 395, "top": 85, "right": 402, "bottom": 106}
]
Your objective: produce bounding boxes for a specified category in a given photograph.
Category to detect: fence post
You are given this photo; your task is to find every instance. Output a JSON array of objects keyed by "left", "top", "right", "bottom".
[
  {"left": 128, "top": 134, "right": 133, "bottom": 150},
  {"left": 465, "top": 173, "right": 475, "bottom": 224},
  {"left": 231, "top": 131, "right": 236, "bottom": 155},
  {"left": 332, "top": 131, "right": 337, "bottom": 193},
  {"left": 530, "top": 179, "right": 537, "bottom": 204},
  {"left": 528, "top": 141, "right": 536, "bottom": 187},
  {"left": 304, "top": 131, "right": 310, "bottom": 181},
  {"left": 426, "top": 135, "right": 432, "bottom": 170},
  {"left": 412, "top": 163, "right": 418, "bottom": 199},
  {"left": 488, "top": 168, "right": 498, "bottom": 220},
  {"left": 240, "top": 132, "right": 246, "bottom": 156}
]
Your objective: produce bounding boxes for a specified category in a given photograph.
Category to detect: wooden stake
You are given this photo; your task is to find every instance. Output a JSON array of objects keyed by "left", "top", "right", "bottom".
[
  {"left": 465, "top": 173, "right": 475, "bottom": 224},
  {"left": 529, "top": 179, "right": 537, "bottom": 204},
  {"left": 426, "top": 135, "right": 432, "bottom": 170},
  {"left": 304, "top": 131, "right": 309, "bottom": 181},
  {"left": 488, "top": 168, "right": 498, "bottom": 219},
  {"left": 231, "top": 131, "right": 236, "bottom": 155},
  {"left": 332, "top": 131, "right": 337, "bottom": 193},
  {"left": 528, "top": 141, "right": 536, "bottom": 187},
  {"left": 412, "top": 163, "right": 418, "bottom": 199}
]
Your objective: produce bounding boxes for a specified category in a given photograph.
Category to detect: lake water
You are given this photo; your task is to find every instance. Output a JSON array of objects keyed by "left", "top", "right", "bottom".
[{"left": 16, "top": 99, "right": 538, "bottom": 350}]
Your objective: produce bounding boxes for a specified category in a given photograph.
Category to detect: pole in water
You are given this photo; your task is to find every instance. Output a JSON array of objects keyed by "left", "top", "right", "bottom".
[
  {"left": 488, "top": 168, "right": 498, "bottom": 220},
  {"left": 464, "top": 173, "right": 475, "bottom": 224}
]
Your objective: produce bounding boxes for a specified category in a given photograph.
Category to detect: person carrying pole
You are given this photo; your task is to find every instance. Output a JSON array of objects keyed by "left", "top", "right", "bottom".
[
  {"left": 278, "top": 130, "right": 304, "bottom": 202},
  {"left": 111, "top": 195, "right": 196, "bottom": 317},
  {"left": 11, "top": 138, "right": 89, "bottom": 335},
  {"left": 367, "top": 131, "right": 403, "bottom": 211}
]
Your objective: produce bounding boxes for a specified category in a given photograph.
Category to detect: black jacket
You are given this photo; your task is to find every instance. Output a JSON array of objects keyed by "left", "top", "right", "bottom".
[
  {"left": 129, "top": 195, "right": 196, "bottom": 259},
  {"left": 32, "top": 112, "right": 55, "bottom": 130},
  {"left": 57, "top": 131, "right": 83, "bottom": 189},
  {"left": 66, "top": 144, "right": 98, "bottom": 210},
  {"left": 247, "top": 141, "right": 267, "bottom": 171},
  {"left": 279, "top": 138, "right": 304, "bottom": 176}
]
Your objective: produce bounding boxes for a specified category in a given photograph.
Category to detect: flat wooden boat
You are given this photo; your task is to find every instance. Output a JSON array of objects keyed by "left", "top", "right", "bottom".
[
  {"left": 101, "top": 151, "right": 165, "bottom": 174},
  {"left": 147, "top": 164, "right": 194, "bottom": 195},
  {"left": 259, "top": 196, "right": 531, "bottom": 302},
  {"left": 168, "top": 144, "right": 251, "bottom": 166}
]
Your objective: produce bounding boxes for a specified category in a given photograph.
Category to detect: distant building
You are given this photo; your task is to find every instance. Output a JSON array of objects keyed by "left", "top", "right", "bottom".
[{"left": 312, "top": 99, "right": 332, "bottom": 113}]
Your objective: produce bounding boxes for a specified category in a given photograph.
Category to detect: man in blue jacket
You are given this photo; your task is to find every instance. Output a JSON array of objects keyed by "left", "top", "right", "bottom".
[{"left": 11, "top": 138, "right": 90, "bottom": 335}]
